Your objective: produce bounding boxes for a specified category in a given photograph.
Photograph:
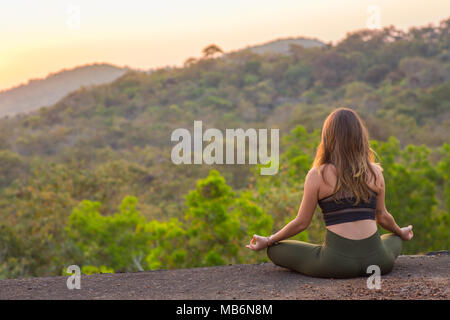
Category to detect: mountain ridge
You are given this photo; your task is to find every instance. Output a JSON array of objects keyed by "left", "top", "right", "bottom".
[
  {"left": 0, "top": 37, "right": 324, "bottom": 118},
  {"left": 245, "top": 37, "right": 326, "bottom": 55},
  {"left": 0, "top": 63, "right": 127, "bottom": 118}
]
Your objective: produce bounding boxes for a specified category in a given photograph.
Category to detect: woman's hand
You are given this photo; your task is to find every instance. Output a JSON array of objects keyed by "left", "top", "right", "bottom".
[
  {"left": 245, "top": 234, "right": 269, "bottom": 251},
  {"left": 400, "top": 225, "right": 414, "bottom": 241}
]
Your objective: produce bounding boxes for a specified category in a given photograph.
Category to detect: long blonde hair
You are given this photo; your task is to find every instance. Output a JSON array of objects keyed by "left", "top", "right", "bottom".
[{"left": 312, "top": 108, "right": 380, "bottom": 204}]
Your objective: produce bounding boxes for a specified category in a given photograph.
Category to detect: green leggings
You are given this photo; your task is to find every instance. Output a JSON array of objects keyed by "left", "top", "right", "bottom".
[{"left": 267, "top": 229, "right": 402, "bottom": 278}]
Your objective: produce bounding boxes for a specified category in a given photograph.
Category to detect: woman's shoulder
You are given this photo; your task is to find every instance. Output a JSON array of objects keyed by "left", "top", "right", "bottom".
[
  {"left": 308, "top": 164, "right": 337, "bottom": 189},
  {"left": 314, "top": 162, "right": 381, "bottom": 176},
  {"left": 312, "top": 162, "right": 384, "bottom": 191},
  {"left": 369, "top": 162, "right": 384, "bottom": 179},
  {"left": 369, "top": 162, "right": 385, "bottom": 192},
  {"left": 315, "top": 163, "right": 337, "bottom": 176},
  {"left": 370, "top": 161, "right": 383, "bottom": 172}
]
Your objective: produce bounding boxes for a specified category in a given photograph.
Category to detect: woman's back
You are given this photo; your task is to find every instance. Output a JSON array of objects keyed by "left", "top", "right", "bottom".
[{"left": 317, "top": 163, "right": 381, "bottom": 240}]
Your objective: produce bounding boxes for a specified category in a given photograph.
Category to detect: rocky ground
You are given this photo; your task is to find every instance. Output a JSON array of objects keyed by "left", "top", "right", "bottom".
[{"left": 0, "top": 253, "right": 448, "bottom": 300}]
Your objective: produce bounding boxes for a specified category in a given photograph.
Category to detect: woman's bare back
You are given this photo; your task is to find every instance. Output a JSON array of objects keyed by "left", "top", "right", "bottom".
[{"left": 317, "top": 163, "right": 381, "bottom": 240}]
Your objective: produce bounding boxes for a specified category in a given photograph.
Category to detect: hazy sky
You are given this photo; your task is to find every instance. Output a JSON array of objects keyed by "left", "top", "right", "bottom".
[{"left": 1, "top": 0, "right": 449, "bottom": 91}]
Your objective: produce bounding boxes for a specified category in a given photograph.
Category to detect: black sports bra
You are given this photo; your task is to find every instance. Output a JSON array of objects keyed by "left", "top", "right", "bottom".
[{"left": 317, "top": 189, "right": 378, "bottom": 226}]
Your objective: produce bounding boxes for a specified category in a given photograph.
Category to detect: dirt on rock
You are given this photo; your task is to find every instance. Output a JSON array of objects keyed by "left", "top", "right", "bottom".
[{"left": 0, "top": 254, "right": 448, "bottom": 300}]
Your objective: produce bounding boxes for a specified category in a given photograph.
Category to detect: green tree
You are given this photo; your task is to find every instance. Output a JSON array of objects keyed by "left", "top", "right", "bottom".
[
  {"left": 184, "top": 170, "right": 272, "bottom": 266},
  {"left": 202, "top": 44, "right": 223, "bottom": 59},
  {"left": 371, "top": 137, "right": 447, "bottom": 253},
  {"left": 0, "top": 150, "right": 27, "bottom": 189},
  {"left": 67, "top": 196, "right": 187, "bottom": 272}
]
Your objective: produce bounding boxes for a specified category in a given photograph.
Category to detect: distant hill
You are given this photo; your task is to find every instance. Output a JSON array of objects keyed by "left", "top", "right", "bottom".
[
  {"left": 246, "top": 37, "right": 326, "bottom": 55},
  {"left": 0, "top": 63, "right": 127, "bottom": 117}
]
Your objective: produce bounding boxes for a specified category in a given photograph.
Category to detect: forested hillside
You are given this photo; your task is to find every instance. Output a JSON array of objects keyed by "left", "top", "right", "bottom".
[
  {"left": 0, "top": 19, "right": 449, "bottom": 279},
  {"left": 0, "top": 63, "right": 127, "bottom": 118}
]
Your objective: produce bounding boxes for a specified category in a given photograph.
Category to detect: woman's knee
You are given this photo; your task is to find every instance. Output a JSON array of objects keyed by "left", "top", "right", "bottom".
[
  {"left": 266, "top": 242, "right": 282, "bottom": 264},
  {"left": 267, "top": 240, "right": 321, "bottom": 272},
  {"left": 266, "top": 245, "right": 274, "bottom": 261},
  {"left": 266, "top": 241, "right": 296, "bottom": 268},
  {"left": 381, "top": 233, "right": 403, "bottom": 258}
]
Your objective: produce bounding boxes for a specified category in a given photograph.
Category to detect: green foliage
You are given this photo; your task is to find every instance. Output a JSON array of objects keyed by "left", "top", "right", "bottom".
[
  {"left": 371, "top": 137, "right": 449, "bottom": 253},
  {"left": 282, "top": 125, "right": 320, "bottom": 181},
  {"left": 67, "top": 196, "right": 187, "bottom": 272},
  {"left": 437, "top": 144, "right": 450, "bottom": 211},
  {"left": 144, "top": 218, "right": 187, "bottom": 270},
  {"left": 67, "top": 196, "right": 152, "bottom": 272},
  {"left": 61, "top": 265, "right": 114, "bottom": 276},
  {"left": 63, "top": 170, "right": 272, "bottom": 272},
  {"left": 0, "top": 150, "right": 27, "bottom": 188},
  {"left": 184, "top": 170, "right": 272, "bottom": 266},
  {"left": 82, "top": 265, "right": 115, "bottom": 275},
  {"left": 0, "top": 225, "right": 27, "bottom": 279}
]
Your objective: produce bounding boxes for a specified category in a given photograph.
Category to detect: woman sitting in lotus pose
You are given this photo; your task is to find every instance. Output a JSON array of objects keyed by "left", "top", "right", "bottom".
[{"left": 246, "top": 108, "right": 413, "bottom": 278}]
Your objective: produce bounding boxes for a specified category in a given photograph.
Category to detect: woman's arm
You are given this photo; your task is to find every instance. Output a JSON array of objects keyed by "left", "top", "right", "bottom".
[
  {"left": 246, "top": 168, "right": 320, "bottom": 250},
  {"left": 373, "top": 165, "right": 414, "bottom": 241},
  {"left": 269, "top": 168, "right": 320, "bottom": 242}
]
